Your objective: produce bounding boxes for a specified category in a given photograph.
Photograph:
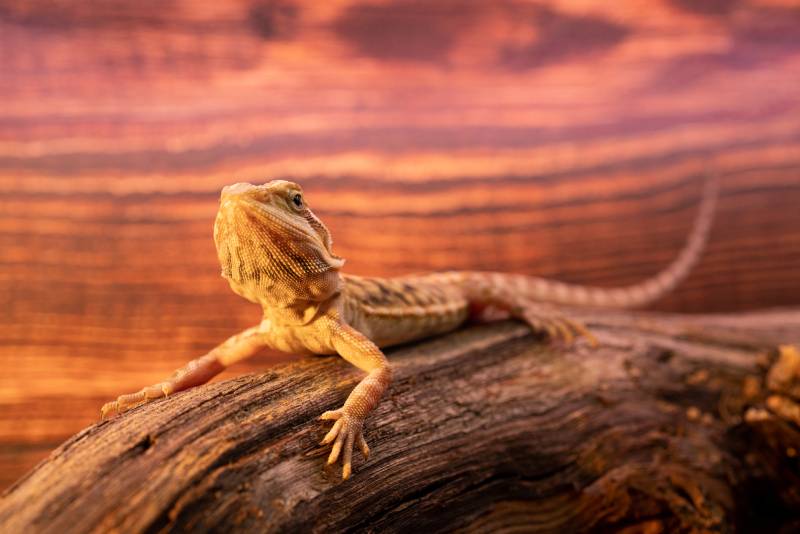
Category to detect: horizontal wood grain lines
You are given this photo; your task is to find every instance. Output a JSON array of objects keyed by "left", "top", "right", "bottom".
[
  {"left": 1, "top": 171, "right": 797, "bottom": 278},
  {"left": 3, "top": 114, "right": 800, "bottom": 185}
]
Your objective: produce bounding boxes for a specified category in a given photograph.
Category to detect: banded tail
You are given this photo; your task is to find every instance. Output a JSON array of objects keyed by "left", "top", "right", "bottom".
[{"left": 439, "top": 173, "right": 720, "bottom": 309}]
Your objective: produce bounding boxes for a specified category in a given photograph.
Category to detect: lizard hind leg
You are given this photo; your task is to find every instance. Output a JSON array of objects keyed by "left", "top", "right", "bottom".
[
  {"left": 513, "top": 301, "right": 598, "bottom": 348},
  {"left": 462, "top": 274, "right": 597, "bottom": 347}
]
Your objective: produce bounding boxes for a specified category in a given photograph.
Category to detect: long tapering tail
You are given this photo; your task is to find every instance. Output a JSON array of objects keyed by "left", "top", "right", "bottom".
[{"left": 446, "top": 173, "right": 720, "bottom": 310}]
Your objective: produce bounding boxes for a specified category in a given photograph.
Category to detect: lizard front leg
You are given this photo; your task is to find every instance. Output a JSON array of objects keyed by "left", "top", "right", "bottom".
[
  {"left": 319, "top": 322, "right": 392, "bottom": 480},
  {"left": 101, "top": 325, "right": 267, "bottom": 418}
]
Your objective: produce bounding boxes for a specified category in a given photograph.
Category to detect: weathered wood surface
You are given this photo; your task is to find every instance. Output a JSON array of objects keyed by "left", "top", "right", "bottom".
[
  {"left": 3, "top": 0, "right": 800, "bottom": 489},
  {"left": 1, "top": 310, "right": 799, "bottom": 533}
]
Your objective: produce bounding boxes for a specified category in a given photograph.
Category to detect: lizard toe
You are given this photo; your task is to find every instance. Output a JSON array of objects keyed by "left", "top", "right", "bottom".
[
  {"left": 100, "top": 400, "right": 119, "bottom": 420},
  {"left": 321, "top": 418, "right": 343, "bottom": 445},
  {"left": 319, "top": 409, "right": 343, "bottom": 421},
  {"left": 99, "top": 382, "right": 173, "bottom": 420}
]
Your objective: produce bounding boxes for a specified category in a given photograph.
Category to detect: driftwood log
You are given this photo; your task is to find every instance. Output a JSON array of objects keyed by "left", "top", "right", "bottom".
[{"left": 2, "top": 310, "right": 800, "bottom": 533}]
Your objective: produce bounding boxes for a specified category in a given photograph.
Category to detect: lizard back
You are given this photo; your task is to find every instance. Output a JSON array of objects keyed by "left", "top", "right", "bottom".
[{"left": 341, "top": 275, "right": 469, "bottom": 348}]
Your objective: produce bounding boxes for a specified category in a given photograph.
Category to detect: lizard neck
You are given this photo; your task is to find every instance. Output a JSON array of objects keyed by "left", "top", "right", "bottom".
[{"left": 260, "top": 290, "right": 342, "bottom": 326}]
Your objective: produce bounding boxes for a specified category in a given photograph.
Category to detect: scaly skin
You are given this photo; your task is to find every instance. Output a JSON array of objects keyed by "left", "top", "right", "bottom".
[{"left": 101, "top": 176, "right": 719, "bottom": 479}]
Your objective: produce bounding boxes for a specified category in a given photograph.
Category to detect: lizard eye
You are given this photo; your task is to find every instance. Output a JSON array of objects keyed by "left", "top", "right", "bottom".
[{"left": 291, "top": 193, "right": 303, "bottom": 209}]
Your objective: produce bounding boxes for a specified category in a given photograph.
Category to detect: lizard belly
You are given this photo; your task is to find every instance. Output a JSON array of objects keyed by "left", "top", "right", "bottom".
[{"left": 352, "top": 309, "right": 468, "bottom": 348}]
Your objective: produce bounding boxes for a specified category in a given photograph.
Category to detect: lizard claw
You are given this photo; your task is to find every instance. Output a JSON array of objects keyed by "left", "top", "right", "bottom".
[{"left": 320, "top": 408, "right": 369, "bottom": 480}]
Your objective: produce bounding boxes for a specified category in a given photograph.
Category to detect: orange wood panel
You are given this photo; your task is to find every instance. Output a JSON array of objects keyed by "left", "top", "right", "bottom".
[{"left": 2, "top": 0, "right": 800, "bottom": 490}]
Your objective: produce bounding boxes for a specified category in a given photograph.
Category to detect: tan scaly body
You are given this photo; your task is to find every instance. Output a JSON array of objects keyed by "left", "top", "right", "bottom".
[{"left": 102, "top": 176, "right": 719, "bottom": 479}]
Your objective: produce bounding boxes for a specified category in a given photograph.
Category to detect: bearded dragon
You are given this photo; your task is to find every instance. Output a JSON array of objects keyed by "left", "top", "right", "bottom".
[{"left": 101, "top": 176, "right": 719, "bottom": 479}]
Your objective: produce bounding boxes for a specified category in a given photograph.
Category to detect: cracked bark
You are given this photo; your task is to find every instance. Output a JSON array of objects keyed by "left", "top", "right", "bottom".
[{"left": 1, "top": 310, "right": 799, "bottom": 533}]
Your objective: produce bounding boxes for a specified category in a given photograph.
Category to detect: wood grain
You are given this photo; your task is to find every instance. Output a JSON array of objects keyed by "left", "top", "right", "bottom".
[
  {"left": 2, "top": 0, "right": 800, "bottom": 490},
  {"left": 1, "top": 312, "right": 799, "bottom": 532}
]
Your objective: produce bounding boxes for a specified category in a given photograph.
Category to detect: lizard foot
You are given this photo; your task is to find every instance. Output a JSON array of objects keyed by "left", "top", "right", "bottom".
[
  {"left": 100, "top": 382, "right": 174, "bottom": 419},
  {"left": 319, "top": 408, "right": 370, "bottom": 480},
  {"left": 519, "top": 305, "right": 598, "bottom": 347}
]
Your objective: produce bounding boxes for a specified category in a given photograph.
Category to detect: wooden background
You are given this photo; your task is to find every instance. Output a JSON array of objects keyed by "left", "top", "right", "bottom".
[{"left": 1, "top": 0, "right": 800, "bottom": 491}]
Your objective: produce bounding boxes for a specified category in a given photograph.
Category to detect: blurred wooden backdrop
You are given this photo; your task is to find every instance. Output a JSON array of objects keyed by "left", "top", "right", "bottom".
[{"left": 2, "top": 0, "right": 800, "bottom": 491}]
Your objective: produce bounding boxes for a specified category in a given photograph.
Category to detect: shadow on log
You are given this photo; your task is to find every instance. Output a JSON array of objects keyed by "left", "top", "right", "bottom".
[{"left": 2, "top": 311, "right": 800, "bottom": 533}]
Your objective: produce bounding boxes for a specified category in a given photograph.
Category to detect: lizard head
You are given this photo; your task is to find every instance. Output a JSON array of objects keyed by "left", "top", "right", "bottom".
[{"left": 214, "top": 180, "right": 344, "bottom": 306}]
